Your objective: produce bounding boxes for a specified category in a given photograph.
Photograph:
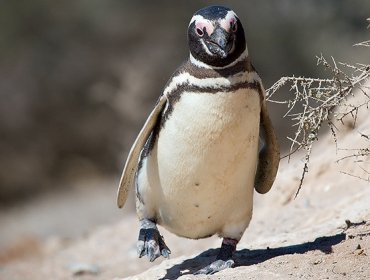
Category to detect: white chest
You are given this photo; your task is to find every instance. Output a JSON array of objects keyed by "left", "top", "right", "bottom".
[
  {"left": 158, "top": 89, "right": 260, "bottom": 180},
  {"left": 143, "top": 89, "right": 261, "bottom": 238}
]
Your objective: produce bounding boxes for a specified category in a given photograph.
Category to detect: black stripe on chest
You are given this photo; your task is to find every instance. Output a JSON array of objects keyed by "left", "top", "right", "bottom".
[{"left": 163, "top": 80, "right": 262, "bottom": 124}]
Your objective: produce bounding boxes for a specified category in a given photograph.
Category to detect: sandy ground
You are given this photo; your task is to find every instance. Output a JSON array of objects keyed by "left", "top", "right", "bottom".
[{"left": 1, "top": 94, "right": 369, "bottom": 279}]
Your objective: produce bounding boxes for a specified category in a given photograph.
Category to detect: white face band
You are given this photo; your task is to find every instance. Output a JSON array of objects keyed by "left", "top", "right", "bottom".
[
  {"left": 220, "top": 11, "right": 238, "bottom": 32},
  {"left": 189, "top": 15, "right": 214, "bottom": 36}
]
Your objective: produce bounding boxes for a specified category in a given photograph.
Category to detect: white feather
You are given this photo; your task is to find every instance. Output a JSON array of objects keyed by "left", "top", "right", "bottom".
[{"left": 189, "top": 15, "right": 206, "bottom": 26}]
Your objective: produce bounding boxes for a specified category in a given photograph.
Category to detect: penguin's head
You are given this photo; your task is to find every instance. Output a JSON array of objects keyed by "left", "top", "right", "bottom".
[{"left": 188, "top": 6, "right": 247, "bottom": 68}]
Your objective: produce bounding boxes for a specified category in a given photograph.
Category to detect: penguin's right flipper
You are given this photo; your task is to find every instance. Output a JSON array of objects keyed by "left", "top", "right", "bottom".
[{"left": 117, "top": 96, "right": 167, "bottom": 208}]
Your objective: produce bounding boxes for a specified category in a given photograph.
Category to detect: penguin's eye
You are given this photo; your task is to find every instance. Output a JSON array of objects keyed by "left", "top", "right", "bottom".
[
  {"left": 194, "top": 20, "right": 213, "bottom": 37},
  {"left": 230, "top": 20, "right": 237, "bottom": 32},
  {"left": 196, "top": 27, "right": 204, "bottom": 37}
]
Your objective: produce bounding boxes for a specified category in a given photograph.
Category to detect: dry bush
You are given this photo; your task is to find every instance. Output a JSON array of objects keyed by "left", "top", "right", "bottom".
[{"left": 266, "top": 37, "right": 370, "bottom": 196}]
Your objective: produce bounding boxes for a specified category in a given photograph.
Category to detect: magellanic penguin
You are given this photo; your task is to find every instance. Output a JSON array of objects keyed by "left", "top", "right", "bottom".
[{"left": 117, "top": 5, "right": 279, "bottom": 275}]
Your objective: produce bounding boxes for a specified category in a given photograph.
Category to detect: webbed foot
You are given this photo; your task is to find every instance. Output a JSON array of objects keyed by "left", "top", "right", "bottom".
[
  {"left": 194, "top": 259, "right": 234, "bottom": 275},
  {"left": 137, "top": 219, "right": 171, "bottom": 262},
  {"left": 195, "top": 237, "right": 238, "bottom": 275}
]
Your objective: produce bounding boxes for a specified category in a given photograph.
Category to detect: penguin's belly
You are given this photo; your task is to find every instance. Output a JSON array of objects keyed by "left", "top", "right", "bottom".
[{"left": 148, "top": 89, "right": 260, "bottom": 239}]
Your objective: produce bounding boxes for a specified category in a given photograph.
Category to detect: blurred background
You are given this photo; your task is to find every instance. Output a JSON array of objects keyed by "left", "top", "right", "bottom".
[{"left": 0, "top": 0, "right": 369, "bottom": 258}]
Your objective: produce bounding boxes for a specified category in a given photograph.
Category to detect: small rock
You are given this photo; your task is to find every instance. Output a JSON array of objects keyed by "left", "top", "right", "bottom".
[
  {"left": 68, "top": 263, "right": 100, "bottom": 276},
  {"left": 354, "top": 249, "right": 366, "bottom": 256},
  {"left": 345, "top": 219, "right": 352, "bottom": 229},
  {"left": 347, "top": 234, "right": 355, "bottom": 239}
]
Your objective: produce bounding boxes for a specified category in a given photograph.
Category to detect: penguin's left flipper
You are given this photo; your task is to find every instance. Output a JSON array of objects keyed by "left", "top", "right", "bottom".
[
  {"left": 117, "top": 95, "right": 167, "bottom": 208},
  {"left": 254, "top": 100, "right": 280, "bottom": 194}
]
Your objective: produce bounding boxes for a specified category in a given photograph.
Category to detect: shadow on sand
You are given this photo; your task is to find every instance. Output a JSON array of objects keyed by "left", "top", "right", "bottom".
[{"left": 159, "top": 233, "right": 345, "bottom": 280}]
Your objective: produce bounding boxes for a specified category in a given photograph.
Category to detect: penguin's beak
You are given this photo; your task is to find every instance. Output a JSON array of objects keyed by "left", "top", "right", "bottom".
[{"left": 206, "top": 27, "right": 234, "bottom": 58}]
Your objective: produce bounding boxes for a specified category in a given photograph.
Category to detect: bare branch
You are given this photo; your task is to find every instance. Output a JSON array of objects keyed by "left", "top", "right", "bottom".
[{"left": 266, "top": 35, "right": 370, "bottom": 196}]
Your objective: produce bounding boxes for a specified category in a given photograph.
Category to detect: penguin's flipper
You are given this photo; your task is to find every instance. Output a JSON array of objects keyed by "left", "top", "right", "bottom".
[
  {"left": 254, "top": 101, "right": 280, "bottom": 194},
  {"left": 117, "top": 96, "right": 167, "bottom": 208}
]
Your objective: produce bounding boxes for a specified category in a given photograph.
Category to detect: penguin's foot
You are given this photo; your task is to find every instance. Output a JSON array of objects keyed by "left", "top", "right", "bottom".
[
  {"left": 195, "top": 237, "right": 238, "bottom": 275},
  {"left": 194, "top": 259, "right": 234, "bottom": 275},
  {"left": 137, "top": 219, "right": 171, "bottom": 262}
]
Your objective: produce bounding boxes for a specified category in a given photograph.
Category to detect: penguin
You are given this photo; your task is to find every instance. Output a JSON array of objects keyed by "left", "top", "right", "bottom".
[{"left": 117, "top": 5, "right": 279, "bottom": 275}]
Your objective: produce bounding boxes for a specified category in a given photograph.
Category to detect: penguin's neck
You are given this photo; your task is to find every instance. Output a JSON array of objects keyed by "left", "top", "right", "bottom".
[{"left": 189, "top": 48, "right": 249, "bottom": 70}]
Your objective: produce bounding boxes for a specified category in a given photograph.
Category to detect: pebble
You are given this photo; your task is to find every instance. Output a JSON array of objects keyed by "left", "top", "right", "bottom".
[{"left": 68, "top": 263, "right": 101, "bottom": 276}]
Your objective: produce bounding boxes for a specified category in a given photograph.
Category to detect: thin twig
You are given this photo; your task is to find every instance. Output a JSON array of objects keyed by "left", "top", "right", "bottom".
[{"left": 266, "top": 37, "right": 370, "bottom": 196}]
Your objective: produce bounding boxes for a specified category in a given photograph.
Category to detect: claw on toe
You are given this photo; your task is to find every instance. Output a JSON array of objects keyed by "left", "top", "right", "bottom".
[
  {"left": 137, "top": 227, "right": 171, "bottom": 262},
  {"left": 195, "top": 259, "right": 235, "bottom": 275}
]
